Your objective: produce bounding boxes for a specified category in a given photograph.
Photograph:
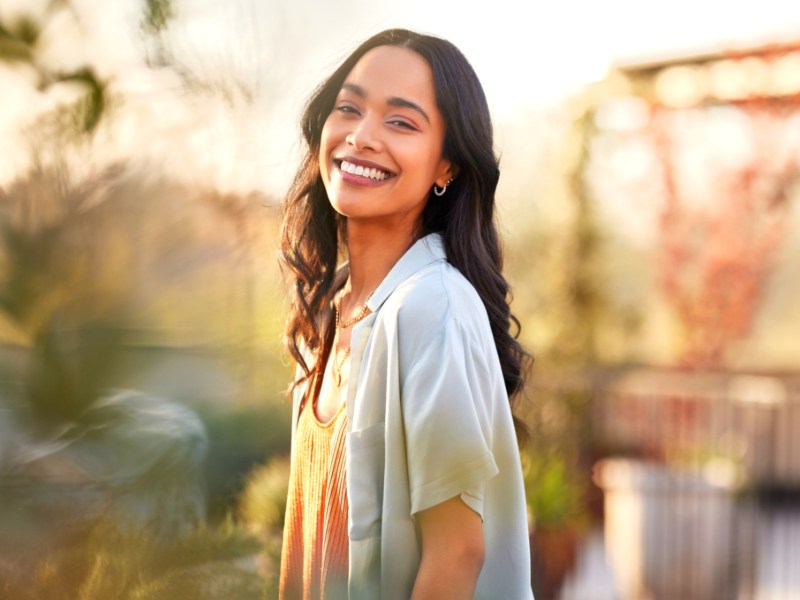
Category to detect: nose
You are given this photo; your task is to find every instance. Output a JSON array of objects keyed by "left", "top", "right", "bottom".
[{"left": 346, "top": 115, "right": 381, "bottom": 152}]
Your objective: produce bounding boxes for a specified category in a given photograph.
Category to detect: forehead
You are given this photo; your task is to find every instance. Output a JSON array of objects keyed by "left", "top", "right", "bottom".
[{"left": 343, "top": 45, "right": 439, "bottom": 110}]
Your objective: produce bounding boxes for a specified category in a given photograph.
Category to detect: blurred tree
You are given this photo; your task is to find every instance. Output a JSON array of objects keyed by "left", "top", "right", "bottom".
[
  {"left": 551, "top": 100, "right": 606, "bottom": 367},
  {"left": 0, "top": 3, "right": 294, "bottom": 591},
  {"left": 0, "top": 162, "right": 132, "bottom": 421},
  {"left": 651, "top": 103, "right": 799, "bottom": 367},
  {"left": 0, "top": 161, "right": 293, "bottom": 597},
  {"left": 585, "top": 45, "right": 800, "bottom": 368},
  {"left": 141, "top": 0, "right": 175, "bottom": 37},
  {"left": 502, "top": 87, "right": 630, "bottom": 600},
  {"left": 0, "top": 1, "right": 106, "bottom": 136}
]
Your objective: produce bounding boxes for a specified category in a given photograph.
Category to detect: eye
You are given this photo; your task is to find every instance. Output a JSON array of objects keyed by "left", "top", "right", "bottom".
[
  {"left": 334, "top": 103, "right": 360, "bottom": 116},
  {"left": 387, "top": 119, "right": 419, "bottom": 131}
]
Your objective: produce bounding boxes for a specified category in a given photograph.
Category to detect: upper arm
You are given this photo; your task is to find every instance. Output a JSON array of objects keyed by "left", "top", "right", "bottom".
[
  {"left": 415, "top": 495, "right": 484, "bottom": 559},
  {"left": 400, "top": 318, "right": 500, "bottom": 516},
  {"left": 411, "top": 496, "right": 485, "bottom": 599}
]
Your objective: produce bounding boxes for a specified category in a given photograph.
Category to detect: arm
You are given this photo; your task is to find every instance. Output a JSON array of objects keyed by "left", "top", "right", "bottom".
[{"left": 410, "top": 496, "right": 485, "bottom": 600}]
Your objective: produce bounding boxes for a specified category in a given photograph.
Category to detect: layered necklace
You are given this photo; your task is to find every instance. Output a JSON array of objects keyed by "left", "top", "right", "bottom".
[{"left": 332, "top": 291, "right": 374, "bottom": 388}]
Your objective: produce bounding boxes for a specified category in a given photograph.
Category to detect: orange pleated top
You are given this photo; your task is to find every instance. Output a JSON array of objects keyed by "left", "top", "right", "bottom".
[{"left": 279, "top": 395, "right": 349, "bottom": 600}]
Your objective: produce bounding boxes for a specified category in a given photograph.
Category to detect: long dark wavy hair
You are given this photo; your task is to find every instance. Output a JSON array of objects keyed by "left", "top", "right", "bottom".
[{"left": 280, "top": 29, "right": 531, "bottom": 425}]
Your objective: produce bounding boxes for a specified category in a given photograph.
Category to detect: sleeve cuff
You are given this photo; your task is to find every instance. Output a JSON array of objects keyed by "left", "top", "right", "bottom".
[{"left": 410, "top": 451, "right": 498, "bottom": 516}]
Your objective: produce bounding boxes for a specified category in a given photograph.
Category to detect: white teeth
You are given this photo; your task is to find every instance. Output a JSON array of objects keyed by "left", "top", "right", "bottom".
[{"left": 340, "top": 160, "right": 388, "bottom": 181}]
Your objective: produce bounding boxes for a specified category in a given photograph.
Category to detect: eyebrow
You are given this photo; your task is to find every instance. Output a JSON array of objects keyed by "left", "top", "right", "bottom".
[{"left": 341, "top": 82, "right": 431, "bottom": 124}]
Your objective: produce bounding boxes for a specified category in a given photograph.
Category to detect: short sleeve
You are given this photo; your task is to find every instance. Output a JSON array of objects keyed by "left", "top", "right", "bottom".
[{"left": 400, "top": 318, "right": 500, "bottom": 518}]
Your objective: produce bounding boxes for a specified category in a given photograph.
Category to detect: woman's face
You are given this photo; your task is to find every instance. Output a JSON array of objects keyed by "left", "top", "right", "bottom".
[{"left": 319, "top": 45, "right": 454, "bottom": 233}]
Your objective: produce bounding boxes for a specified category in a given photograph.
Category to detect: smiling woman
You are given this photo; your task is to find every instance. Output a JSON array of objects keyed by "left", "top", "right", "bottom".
[
  {"left": 319, "top": 45, "right": 456, "bottom": 252},
  {"left": 278, "top": 28, "right": 533, "bottom": 600}
]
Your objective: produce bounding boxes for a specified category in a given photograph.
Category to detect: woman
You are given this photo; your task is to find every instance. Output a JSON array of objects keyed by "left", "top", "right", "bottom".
[{"left": 279, "top": 29, "right": 533, "bottom": 600}]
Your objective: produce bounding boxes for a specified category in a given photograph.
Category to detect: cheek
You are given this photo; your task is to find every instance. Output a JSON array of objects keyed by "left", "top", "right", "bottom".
[{"left": 412, "top": 150, "right": 443, "bottom": 184}]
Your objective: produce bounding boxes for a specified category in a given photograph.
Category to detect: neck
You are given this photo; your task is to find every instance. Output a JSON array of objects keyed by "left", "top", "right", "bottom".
[{"left": 344, "top": 219, "right": 420, "bottom": 302}]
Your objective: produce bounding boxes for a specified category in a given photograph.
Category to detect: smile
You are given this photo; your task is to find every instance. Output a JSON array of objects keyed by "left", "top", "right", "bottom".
[{"left": 339, "top": 160, "right": 390, "bottom": 181}]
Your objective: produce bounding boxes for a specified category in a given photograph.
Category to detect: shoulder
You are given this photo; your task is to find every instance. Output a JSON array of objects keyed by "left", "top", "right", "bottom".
[{"left": 381, "top": 259, "right": 491, "bottom": 353}]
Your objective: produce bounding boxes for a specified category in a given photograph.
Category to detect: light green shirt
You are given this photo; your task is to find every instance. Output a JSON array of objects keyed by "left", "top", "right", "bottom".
[{"left": 291, "top": 234, "right": 533, "bottom": 599}]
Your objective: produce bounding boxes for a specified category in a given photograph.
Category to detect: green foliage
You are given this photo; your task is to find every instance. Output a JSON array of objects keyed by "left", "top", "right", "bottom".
[
  {"left": 0, "top": 19, "right": 36, "bottom": 61},
  {"left": 521, "top": 384, "right": 593, "bottom": 531},
  {"left": 200, "top": 404, "right": 292, "bottom": 521},
  {"left": 141, "top": 0, "right": 175, "bottom": 36},
  {"left": 0, "top": 164, "right": 139, "bottom": 421},
  {"left": 0, "top": 5, "right": 108, "bottom": 137},
  {"left": 523, "top": 449, "right": 589, "bottom": 530},
  {"left": 0, "top": 518, "right": 265, "bottom": 600},
  {"left": 238, "top": 456, "right": 291, "bottom": 533},
  {"left": 0, "top": 161, "right": 285, "bottom": 418},
  {"left": 26, "top": 325, "right": 129, "bottom": 421},
  {"left": 51, "top": 67, "right": 107, "bottom": 134},
  {"left": 237, "top": 456, "right": 292, "bottom": 596}
]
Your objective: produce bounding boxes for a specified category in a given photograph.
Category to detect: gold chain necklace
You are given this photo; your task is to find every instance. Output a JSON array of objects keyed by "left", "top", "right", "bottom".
[
  {"left": 334, "top": 292, "right": 374, "bottom": 329},
  {"left": 332, "top": 347, "right": 351, "bottom": 388},
  {"left": 331, "top": 290, "right": 374, "bottom": 387}
]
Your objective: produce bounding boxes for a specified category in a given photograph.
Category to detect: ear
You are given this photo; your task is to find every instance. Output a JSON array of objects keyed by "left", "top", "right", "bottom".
[{"left": 435, "top": 161, "right": 460, "bottom": 188}]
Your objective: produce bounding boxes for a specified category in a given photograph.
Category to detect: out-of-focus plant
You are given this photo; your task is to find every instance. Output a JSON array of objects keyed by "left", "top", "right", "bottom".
[
  {"left": 584, "top": 48, "right": 800, "bottom": 369},
  {"left": 0, "top": 160, "right": 281, "bottom": 410},
  {"left": 523, "top": 448, "right": 589, "bottom": 531},
  {"left": 505, "top": 74, "right": 638, "bottom": 373},
  {"left": 0, "top": 517, "right": 264, "bottom": 600},
  {"left": 201, "top": 404, "right": 292, "bottom": 520},
  {"left": 237, "top": 455, "right": 291, "bottom": 596},
  {"left": 651, "top": 104, "right": 799, "bottom": 368},
  {"left": 523, "top": 408, "right": 591, "bottom": 600},
  {"left": 503, "top": 94, "right": 612, "bottom": 596},
  {"left": 0, "top": 162, "right": 136, "bottom": 423},
  {"left": 0, "top": 159, "right": 286, "bottom": 581},
  {"left": 0, "top": 4, "right": 291, "bottom": 593},
  {"left": 0, "top": 2, "right": 107, "bottom": 137}
]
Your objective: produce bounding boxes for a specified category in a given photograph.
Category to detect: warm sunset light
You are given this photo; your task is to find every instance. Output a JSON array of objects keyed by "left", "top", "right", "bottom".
[{"left": 1, "top": 1, "right": 799, "bottom": 598}]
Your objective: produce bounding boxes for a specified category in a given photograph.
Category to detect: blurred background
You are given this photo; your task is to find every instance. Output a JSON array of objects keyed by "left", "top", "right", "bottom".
[{"left": 1, "top": 0, "right": 798, "bottom": 598}]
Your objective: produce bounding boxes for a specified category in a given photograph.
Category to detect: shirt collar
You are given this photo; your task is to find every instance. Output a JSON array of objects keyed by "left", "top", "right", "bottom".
[{"left": 366, "top": 233, "right": 446, "bottom": 313}]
